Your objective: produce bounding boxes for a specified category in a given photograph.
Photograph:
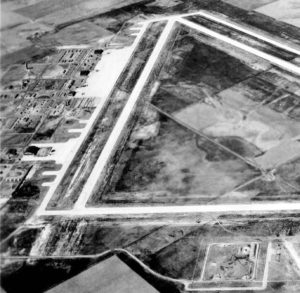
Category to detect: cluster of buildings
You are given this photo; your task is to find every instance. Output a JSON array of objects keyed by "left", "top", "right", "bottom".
[{"left": 0, "top": 46, "right": 103, "bottom": 206}]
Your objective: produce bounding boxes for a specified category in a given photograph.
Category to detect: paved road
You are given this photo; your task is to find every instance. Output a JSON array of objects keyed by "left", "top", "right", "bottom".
[{"left": 39, "top": 202, "right": 300, "bottom": 216}]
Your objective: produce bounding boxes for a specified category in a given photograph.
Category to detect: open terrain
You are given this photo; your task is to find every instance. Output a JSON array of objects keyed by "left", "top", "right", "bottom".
[{"left": 1, "top": 1, "right": 300, "bottom": 293}]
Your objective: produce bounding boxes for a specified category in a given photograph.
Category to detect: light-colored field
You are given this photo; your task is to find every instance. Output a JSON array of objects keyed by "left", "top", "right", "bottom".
[
  {"left": 45, "top": 255, "right": 159, "bottom": 293},
  {"left": 223, "top": 0, "right": 276, "bottom": 11},
  {"left": 0, "top": 10, "right": 28, "bottom": 30},
  {"left": 256, "top": 0, "right": 300, "bottom": 28},
  {"left": 174, "top": 99, "right": 300, "bottom": 154},
  {"left": 255, "top": 140, "right": 300, "bottom": 170}
]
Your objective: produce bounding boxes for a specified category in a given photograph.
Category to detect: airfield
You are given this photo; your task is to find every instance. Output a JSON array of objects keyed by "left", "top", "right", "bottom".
[
  {"left": 25, "top": 11, "right": 300, "bottom": 218},
  {"left": 1, "top": 2, "right": 300, "bottom": 293}
]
